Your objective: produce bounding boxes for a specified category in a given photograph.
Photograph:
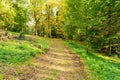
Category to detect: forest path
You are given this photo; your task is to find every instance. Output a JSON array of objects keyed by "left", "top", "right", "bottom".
[
  {"left": 31, "top": 39, "right": 85, "bottom": 80},
  {"left": 2, "top": 39, "right": 85, "bottom": 80}
]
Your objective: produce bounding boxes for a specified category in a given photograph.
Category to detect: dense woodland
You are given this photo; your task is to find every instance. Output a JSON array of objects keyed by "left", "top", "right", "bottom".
[
  {"left": 64, "top": 0, "right": 120, "bottom": 57},
  {"left": 0, "top": 0, "right": 120, "bottom": 56}
]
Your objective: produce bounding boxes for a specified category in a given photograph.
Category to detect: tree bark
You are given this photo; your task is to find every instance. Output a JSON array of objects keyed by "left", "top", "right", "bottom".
[
  {"left": 86, "top": 26, "right": 89, "bottom": 54},
  {"left": 47, "top": 4, "right": 51, "bottom": 38}
]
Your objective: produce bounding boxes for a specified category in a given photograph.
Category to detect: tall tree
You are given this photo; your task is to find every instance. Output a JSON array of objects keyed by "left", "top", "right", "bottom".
[
  {"left": 29, "top": 0, "right": 43, "bottom": 36},
  {"left": 12, "top": 0, "right": 28, "bottom": 32},
  {"left": 0, "top": 0, "right": 15, "bottom": 30}
]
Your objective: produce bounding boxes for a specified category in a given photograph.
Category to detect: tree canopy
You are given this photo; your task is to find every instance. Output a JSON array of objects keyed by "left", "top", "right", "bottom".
[{"left": 0, "top": 0, "right": 120, "bottom": 56}]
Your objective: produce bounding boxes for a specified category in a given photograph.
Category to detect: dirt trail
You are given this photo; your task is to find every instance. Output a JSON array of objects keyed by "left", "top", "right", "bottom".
[{"left": 1, "top": 39, "right": 85, "bottom": 80}]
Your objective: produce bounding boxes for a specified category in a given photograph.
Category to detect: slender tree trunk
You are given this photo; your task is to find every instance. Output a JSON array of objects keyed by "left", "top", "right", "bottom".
[
  {"left": 86, "top": 26, "right": 89, "bottom": 54},
  {"left": 47, "top": 4, "right": 51, "bottom": 38},
  {"left": 35, "top": 23, "right": 38, "bottom": 36},
  {"left": 107, "top": 4, "right": 112, "bottom": 56}
]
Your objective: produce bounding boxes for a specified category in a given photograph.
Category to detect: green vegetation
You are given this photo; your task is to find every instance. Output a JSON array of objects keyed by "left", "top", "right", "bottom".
[
  {"left": 0, "top": 0, "right": 120, "bottom": 79},
  {"left": 0, "top": 74, "right": 3, "bottom": 80},
  {"left": 65, "top": 41, "right": 120, "bottom": 80},
  {"left": 0, "top": 0, "right": 119, "bottom": 57},
  {"left": 64, "top": 0, "right": 120, "bottom": 56},
  {"left": 0, "top": 34, "right": 49, "bottom": 64},
  {"left": 49, "top": 70, "right": 59, "bottom": 79}
]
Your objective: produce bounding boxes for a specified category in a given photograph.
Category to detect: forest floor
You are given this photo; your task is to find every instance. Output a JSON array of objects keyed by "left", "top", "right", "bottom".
[{"left": 1, "top": 39, "right": 85, "bottom": 80}]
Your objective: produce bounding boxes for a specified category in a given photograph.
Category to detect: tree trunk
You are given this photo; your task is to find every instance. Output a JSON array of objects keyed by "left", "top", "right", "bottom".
[
  {"left": 107, "top": 3, "right": 112, "bottom": 56},
  {"left": 47, "top": 4, "right": 51, "bottom": 38},
  {"left": 86, "top": 26, "right": 89, "bottom": 54},
  {"left": 35, "top": 23, "right": 38, "bottom": 36}
]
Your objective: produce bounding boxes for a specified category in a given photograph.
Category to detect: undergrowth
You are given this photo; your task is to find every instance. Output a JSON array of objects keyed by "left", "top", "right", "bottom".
[
  {"left": 0, "top": 35, "right": 49, "bottom": 64},
  {"left": 65, "top": 41, "right": 120, "bottom": 80}
]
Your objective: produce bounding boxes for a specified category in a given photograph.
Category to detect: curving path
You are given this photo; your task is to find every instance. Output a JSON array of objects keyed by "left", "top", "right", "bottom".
[{"left": 2, "top": 39, "right": 85, "bottom": 80}]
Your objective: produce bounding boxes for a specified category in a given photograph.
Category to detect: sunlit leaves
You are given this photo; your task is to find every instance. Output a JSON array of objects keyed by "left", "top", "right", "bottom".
[{"left": 0, "top": 0, "right": 15, "bottom": 29}]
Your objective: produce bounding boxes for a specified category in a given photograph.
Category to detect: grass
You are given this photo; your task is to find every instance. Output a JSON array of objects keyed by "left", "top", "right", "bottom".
[
  {"left": 0, "top": 74, "right": 3, "bottom": 80},
  {"left": 40, "top": 69, "right": 59, "bottom": 80},
  {"left": 49, "top": 70, "right": 59, "bottom": 79},
  {"left": 65, "top": 41, "right": 120, "bottom": 80},
  {"left": 25, "top": 35, "right": 49, "bottom": 50},
  {"left": 0, "top": 34, "right": 49, "bottom": 64}
]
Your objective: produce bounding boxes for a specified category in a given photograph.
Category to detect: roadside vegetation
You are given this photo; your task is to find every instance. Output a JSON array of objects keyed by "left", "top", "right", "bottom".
[
  {"left": 0, "top": 33, "right": 49, "bottom": 64},
  {"left": 65, "top": 41, "right": 120, "bottom": 80}
]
